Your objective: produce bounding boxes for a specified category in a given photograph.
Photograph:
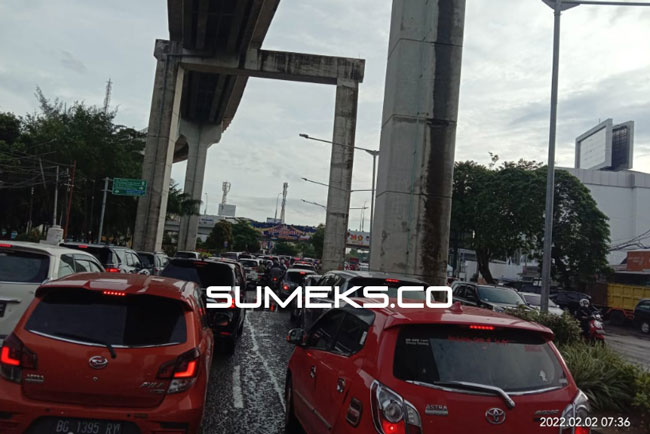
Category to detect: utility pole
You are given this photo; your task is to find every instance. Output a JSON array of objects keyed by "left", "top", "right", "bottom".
[
  {"left": 63, "top": 161, "right": 77, "bottom": 239},
  {"left": 52, "top": 166, "right": 59, "bottom": 226},
  {"left": 27, "top": 187, "right": 34, "bottom": 233},
  {"left": 98, "top": 177, "right": 110, "bottom": 244}
]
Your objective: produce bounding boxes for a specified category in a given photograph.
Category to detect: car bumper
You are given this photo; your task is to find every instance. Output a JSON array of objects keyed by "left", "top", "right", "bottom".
[{"left": 0, "top": 379, "right": 205, "bottom": 434}]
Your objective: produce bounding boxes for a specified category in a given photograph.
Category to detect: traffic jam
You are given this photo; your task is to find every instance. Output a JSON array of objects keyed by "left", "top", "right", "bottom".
[{"left": 0, "top": 241, "right": 626, "bottom": 434}]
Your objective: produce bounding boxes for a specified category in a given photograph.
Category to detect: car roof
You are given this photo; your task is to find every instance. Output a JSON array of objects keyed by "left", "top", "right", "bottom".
[
  {"left": 36, "top": 272, "right": 198, "bottom": 307},
  {"left": 355, "top": 300, "right": 554, "bottom": 339},
  {"left": 324, "top": 270, "right": 429, "bottom": 284},
  {"left": 62, "top": 242, "right": 131, "bottom": 250},
  {"left": 286, "top": 268, "right": 316, "bottom": 273},
  {"left": 0, "top": 241, "right": 98, "bottom": 257}
]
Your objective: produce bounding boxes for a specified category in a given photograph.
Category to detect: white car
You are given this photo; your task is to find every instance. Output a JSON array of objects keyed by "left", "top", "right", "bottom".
[
  {"left": 520, "top": 292, "right": 566, "bottom": 316},
  {"left": 0, "top": 241, "right": 104, "bottom": 344},
  {"left": 239, "top": 258, "right": 260, "bottom": 282}
]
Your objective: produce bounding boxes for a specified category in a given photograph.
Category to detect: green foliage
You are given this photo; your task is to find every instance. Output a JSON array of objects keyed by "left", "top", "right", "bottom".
[
  {"left": 274, "top": 241, "right": 299, "bottom": 256},
  {"left": 310, "top": 225, "right": 325, "bottom": 259},
  {"left": 505, "top": 306, "right": 582, "bottom": 346},
  {"left": 166, "top": 181, "right": 201, "bottom": 218},
  {"left": 0, "top": 87, "right": 145, "bottom": 241},
  {"left": 300, "top": 242, "right": 317, "bottom": 259},
  {"left": 559, "top": 342, "right": 639, "bottom": 412},
  {"left": 14, "top": 229, "right": 42, "bottom": 242},
  {"left": 232, "top": 220, "right": 260, "bottom": 252},
  {"left": 205, "top": 220, "right": 233, "bottom": 252},
  {"left": 451, "top": 158, "right": 610, "bottom": 287},
  {"left": 633, "top": 371, "right": 650, "bottom": 431}
]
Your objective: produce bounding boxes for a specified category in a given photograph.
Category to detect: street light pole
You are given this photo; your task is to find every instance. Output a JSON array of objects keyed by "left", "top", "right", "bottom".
[
  {"left": 539, "top": 0, "right": 650, "bottom": 313},
  {"left": 98, "top": 177, "right": 110, "bottom": 244},
  {"left": 274, "top": 193, "right": 282, "bottom": 221}
]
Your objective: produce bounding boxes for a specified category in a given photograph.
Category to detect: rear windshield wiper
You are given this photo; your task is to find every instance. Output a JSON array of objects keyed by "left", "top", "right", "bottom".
[
  {"left": 52, "top": 332, "right": 117, "bottom": 359},
  {"left": 432, "top": 381, "right": 515, "bottom": 409}
]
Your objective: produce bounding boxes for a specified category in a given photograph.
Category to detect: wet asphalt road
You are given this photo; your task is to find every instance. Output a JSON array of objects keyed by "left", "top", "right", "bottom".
[
  {"left": 202, "top": 309, "right": 295, "bottom": 434},
  {"left": 605, "top": 324, "right": 650, "bottom": 370}
]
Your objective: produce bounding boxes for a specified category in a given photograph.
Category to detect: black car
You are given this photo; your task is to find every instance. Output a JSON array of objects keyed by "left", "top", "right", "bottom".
[
  {"left": 550, "top": 290, "right": 592, "bottom": 315},
  {"left": 61, "top": 243, "right": 148, "bottom": 274},
  {"left": 634, "top": 299, "right": 650, "bottom": 334},
  {"left": 451, "top": 282, "right": 527, "bottom": 312},
  {"left": 161, "top": 258, "right": 246, "bottom": 352},
  {"left": 137, "top": 251, "right": 169, "bottom": 275}
]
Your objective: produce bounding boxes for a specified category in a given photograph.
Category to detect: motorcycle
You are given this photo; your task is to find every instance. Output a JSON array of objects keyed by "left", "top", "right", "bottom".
[{"left": 584, "top": 311, "right": 605, "bottom": 343}]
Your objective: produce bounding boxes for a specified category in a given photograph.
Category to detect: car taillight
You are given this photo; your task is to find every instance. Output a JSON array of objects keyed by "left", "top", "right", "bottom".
[
  {"left": 283, "top": 284, "right": 290, "bottom": 291},
  {"left": 106, "top": 267, "right": 121, "bottom": 273},
  {"left": 371, "top": 381, "right": 421, "bottom": 434},
  {"left": 0, "top": 334, "right": 37, "bottom": 383},
  {"left": 560, "top": 390, "right": 590, "bottom": 434},
  {"left": 157, "top": 348, "right": 200, "bottom": 394}
]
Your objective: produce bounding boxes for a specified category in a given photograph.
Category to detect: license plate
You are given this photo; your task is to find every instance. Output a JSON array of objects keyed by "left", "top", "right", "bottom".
[{"left": 45, "top": 418, "right": 125, "bottom": 434}]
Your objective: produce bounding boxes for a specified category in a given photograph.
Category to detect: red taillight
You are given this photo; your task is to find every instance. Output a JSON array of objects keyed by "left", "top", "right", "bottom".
[
  {"left": 469, "top": 325, "right": 495, "bottom": 330},
  {"left": 385, "top": 278, "right": 400, "bottom": 283},
  {"left": 1, "top": 334, "right": 37, "bottom": 383},
  {"left": 106, "top": 267, "right": 121, "bottom": 273},
  {"left": 382, "top": 420, "right": 405, "bottom": 434},
  {"left": 174, "top": 360, "right": 197, "bottom": 378},
  {"left": 299, "top": 271, "right": 306, "bottom": 275},
  {"left": 78, "top": 244, "right": 88, "bottom": 248},
  {"left": 0, "top": 347, "right": 19, "bottom": 366},
  {"left": 0, "top": 243, "right": 12, "bottom": 248},
  {"left": 575, "top": 427, "right": 589, "bottom": 434},
  {"left": 230, "top": 298, "right": 236, "bottom": 309},
  {"left": 103, "top": 290, "right": 126, "bottom": 297},
  {"left": 283, "top": 284, "right": 290, "bottom": 291}
]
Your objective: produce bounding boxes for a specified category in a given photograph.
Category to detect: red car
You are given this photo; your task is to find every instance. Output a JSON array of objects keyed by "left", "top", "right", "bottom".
[
  {"left": 0, "top": 273, "right": 214, "bottom": 434},
  {"left": 284, "top": 301, "right": 590, "bottom": 434}
]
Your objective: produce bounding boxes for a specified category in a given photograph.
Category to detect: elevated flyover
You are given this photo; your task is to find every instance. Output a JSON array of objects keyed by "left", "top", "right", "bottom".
[{"left": 134, "top": 0, "right": 365, "bottom": 272}]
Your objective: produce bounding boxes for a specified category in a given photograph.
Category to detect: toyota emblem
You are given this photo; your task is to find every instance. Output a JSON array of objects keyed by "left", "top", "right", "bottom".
[
  {"left": 485, "top": 408, "right": 506, "bottom": 425},
  {"left": 88, "top": 355, "right": 108, "bottom": 369}
]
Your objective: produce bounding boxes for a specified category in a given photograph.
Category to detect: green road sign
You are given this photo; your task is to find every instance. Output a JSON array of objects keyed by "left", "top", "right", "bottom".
[{"left": 112, "top": 178, "right": 147, "bottom": 197}]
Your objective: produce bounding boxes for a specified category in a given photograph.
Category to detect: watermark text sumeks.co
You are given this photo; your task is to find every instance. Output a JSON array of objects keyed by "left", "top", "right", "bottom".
[{"left": 205, "top": 286, "right": 452, "bottom": 309}]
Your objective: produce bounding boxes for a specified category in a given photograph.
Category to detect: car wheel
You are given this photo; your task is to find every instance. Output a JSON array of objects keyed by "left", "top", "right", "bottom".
[
  {"left": 641, "top": 321, "right": 650, "bottom": 334},
  {"left": 284, "top": 377, "right": 303, "bottom": 434}
]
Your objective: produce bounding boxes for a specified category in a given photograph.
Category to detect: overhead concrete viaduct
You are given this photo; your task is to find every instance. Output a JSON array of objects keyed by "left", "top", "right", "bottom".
[{"left": 134, "top": 0, "right": 364, "bottom": 272}]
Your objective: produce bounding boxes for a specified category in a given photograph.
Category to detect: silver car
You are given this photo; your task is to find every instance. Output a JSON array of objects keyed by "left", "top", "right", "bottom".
[{"left": 0, "top": 241, "right": 104, "bottom": 344}]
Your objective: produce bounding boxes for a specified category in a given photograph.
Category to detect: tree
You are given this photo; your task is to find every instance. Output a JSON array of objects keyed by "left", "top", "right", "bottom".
[
  {"left": 451, "top": 158, "right": 610, "bottom": 287},
  {"left": 0, "top": 87, "right": 145, "bottom": 241},
  {"left": 535, "top": 168, "right": 610, "bottom": 289},
  {"left": 166, "top": 180, "right": 201, "bottom": 219},
  {"left": 274, "top": 241, "right": 299, "bottom": 256},
  {"left": 310, "top": 225, "right": 325, "bottom": 259},
  {"left": 205, "top": 220, "right": 232, "bottom": 252},
  {"left": 232, "top": 220, "right": 260, "bottom": 252}
]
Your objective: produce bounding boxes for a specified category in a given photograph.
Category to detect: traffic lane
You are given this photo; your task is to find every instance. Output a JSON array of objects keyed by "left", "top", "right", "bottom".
[
  {"left": 202, "top": 309, "right": 295, "bottom": 434},
  {"left": 605, "top": 324, "right": 650, "bottom": 370}
]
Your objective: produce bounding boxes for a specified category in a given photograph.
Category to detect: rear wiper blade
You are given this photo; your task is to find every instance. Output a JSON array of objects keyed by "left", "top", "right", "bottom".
[
  {"left": 53, "top": 332, "right": 117, "bottom": 359},
  {"left": 433, "top": 381, "right": 515, "bottom": 409}
]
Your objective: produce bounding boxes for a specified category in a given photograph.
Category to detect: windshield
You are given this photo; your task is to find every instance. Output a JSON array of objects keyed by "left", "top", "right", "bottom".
[
  {"left": 477, "top": 286, "right": 525, "bottom": 305},
  {"left": 25, "top": 290, "right": 186, "bottom": 347},
  {"left": 523, "top": 293, "right": 558, "bottom": 307},
  {"left": 161, "top": 261, "right": 234, "bottom": 288},
  {"left": 394, "top": 325, "right": 567, "bottom": 393},
  {"left": 0, "top": 250, "right": 50, "bottom": 283}
]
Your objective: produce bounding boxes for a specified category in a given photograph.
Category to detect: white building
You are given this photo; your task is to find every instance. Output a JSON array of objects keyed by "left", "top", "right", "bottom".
[{"left": 561, "top": 167, "right": 650, "bottom": 265}]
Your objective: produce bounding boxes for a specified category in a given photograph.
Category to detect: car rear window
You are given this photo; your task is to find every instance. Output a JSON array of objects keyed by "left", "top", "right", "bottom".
[
  {"left": 78, "top": 247, "right": 115, "bottom": 266},
  {"left": 287, "top": 271, "right": 311, "bottom": 283},
  {"left": 477, "top": 286, "right": 525, "bottom": 305},
  {"left": 240, "top": 260, "right": 258, "bottom": 268},
  {"left": 138, "top": 253, "right": 154, "bottom": 267},
  {"left": 394, "top": 325, "right": 567, "bottom": 393},
  {"left": 347, "top": 278, "right": 427, "bottom": 300},
  {"left": 161, "top": 261, "right": 234, "bottom": 288},
  {"left": 0, "top": 250, "right": 50, "bottom": 283},
  {"left": 25, "top": 290, "right": 186, "bottom": 347}
]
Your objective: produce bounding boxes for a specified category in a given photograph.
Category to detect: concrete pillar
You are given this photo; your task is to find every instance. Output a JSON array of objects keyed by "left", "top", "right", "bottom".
[
  {"left": 177, "top": 121, "right": 222, "bottom": 251},
  {"left": 369, "top": 0, "right": 466, "bottom": 284},
  {"left": 321, "top": 80, "right": 359, "bottom": 272},
  {"left": 133, "top": 40, "right": 184, "bottom": 252}
]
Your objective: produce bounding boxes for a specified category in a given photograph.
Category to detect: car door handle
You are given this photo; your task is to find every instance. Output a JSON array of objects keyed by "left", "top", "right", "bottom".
[{"left": 310, "top": 366, "right": 317, "bottom": 378}]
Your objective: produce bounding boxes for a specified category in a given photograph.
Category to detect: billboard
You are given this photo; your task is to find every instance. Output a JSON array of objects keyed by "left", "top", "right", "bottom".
[
  {"left": 347, "top": 230, "right": 370, "bottom": 248},
  {"left": 575, "top": 119, "right": 634, "bottom": 171},
  {"left": 576, "top": 119, "right": 612, "bottom": 170},
  {"left": 218, "top": 203, "right": 236, "bottom": 217}
]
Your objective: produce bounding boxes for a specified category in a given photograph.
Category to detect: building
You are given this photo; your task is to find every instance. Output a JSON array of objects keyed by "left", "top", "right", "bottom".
[{"left": 561, "top": 168, "right": 650, "bottom": 266}]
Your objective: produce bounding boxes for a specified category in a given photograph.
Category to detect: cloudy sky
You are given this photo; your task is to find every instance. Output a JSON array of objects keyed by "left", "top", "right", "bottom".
[{"left": 1, "top": 0, "right": 649, "bottom": 229}]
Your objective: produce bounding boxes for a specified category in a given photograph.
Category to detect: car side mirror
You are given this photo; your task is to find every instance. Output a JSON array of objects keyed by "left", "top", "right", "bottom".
[{"left": 286, "top": 328, "right": 305, "bottom": 346}]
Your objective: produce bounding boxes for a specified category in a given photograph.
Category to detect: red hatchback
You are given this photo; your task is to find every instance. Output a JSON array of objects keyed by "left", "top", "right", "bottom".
[
  {"left": 0, "top": 273, "right": 214, "bottom": 434},
  {"left": 284, "top": 300, "right": 589, "bottom": 434}
]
